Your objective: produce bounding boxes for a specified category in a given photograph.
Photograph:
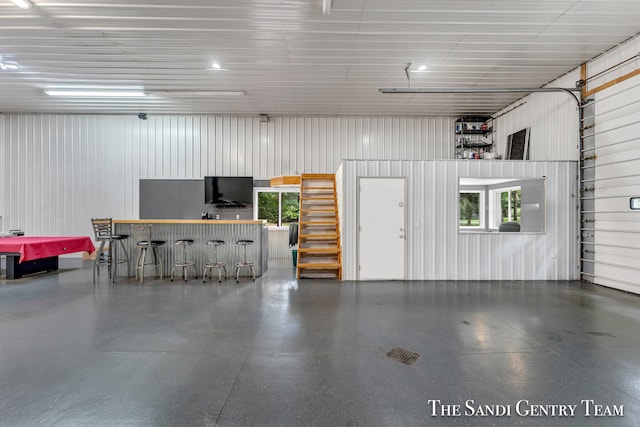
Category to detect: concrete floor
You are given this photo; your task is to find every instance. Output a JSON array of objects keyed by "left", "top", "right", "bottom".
[{"left": 1, "top": 260, "right": 639, "bottom": 426}]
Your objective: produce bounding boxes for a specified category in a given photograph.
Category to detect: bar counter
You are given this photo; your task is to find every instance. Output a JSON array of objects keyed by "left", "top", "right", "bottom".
[{"left": 113, "top": 219, "right": 268, "bottom": 280}]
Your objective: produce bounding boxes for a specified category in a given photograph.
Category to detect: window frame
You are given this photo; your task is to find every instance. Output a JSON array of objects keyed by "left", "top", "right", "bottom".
[
  {"left": 488, "top": 185, "right": 521, "bottom": 228},
  {"left": 253, "top": 187, "right": 300, "bottom": 228}
]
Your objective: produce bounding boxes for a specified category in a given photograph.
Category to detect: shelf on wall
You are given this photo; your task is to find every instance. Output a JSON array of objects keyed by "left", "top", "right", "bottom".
[
  {"left": 456, "top": 143, "right": 493, "bottom": 149},
  {"left": 455, "top": 128, "right": 492, "bottom": 135},
  {"left": 454, "top": 115, "right": 495, "bottom": 159}
]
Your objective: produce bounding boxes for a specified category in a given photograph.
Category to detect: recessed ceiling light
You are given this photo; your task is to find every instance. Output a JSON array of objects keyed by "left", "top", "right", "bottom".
[
  {"left": 11, "top": 0, "right": 32, "bottom": 9},
  {"left": 418, "top": 65, "right": 427, "bottom": 71},
  {"left": 44, "top": 90, "right": 148, "bottom": 97},
  {"left": 211, "top": 63, "right": 221, "bottom": 69}
]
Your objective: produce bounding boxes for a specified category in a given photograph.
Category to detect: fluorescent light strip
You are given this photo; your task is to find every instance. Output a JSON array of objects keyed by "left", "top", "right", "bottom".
[
  {"left": 45, "top": 90, "right": 147, "bottom": 97},
  {"left": 11, "top": 0, "right": 32, "bottom": 9},
  {"left": 146, "top": 90, "right": 245, "bottom": 96}
]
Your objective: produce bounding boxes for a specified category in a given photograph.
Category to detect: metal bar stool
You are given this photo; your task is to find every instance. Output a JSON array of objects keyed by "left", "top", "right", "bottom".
[
  {"left": 234, "top": 239, "right": 255, "bottom": 283},
  {"left": 91, "top": 218, "right": 130, "bottom": 284},
  {"left": 132, "top": 224, "right": 165, "bottom": 283},
  {"left": 203, "top": 239, "right": 227, "bottom": 283},
  {"left": 170, "top": 239, "right": 197, "bottom": 282}
]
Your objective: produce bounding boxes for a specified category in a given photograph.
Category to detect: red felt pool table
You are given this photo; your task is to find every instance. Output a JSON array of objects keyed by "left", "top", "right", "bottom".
[{"left": 0, "top": 236, "right": 95, "bottom": 279}]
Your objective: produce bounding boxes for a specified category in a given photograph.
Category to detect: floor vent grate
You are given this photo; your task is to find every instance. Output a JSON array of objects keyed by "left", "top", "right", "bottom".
[{"left": 386, "top": 346, "right": 420, "bottom": 365}]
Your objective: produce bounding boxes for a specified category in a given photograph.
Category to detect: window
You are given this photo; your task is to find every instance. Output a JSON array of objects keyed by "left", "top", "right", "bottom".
[
  {"left": 254, "top": 188, "right": 300, "bottom": 227},
  {"left": 487, "top": 186, "right": 521, "bottom": 229},
  {"left": 500, "top": 187, "right": 521, "bottom": 223},
  {"left": 506, "top": 128, "right": 530, "bottom": 160},
  {"left": 459, "top": 178, "right": 545, "bottom": 233},
  {"left": 459, "top": 191, "right": 483, "bottom": 228}
]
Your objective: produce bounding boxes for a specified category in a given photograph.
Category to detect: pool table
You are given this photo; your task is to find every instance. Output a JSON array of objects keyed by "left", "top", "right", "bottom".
[{"left": 0, "top": 236, "right": 95, "bottom": 279}]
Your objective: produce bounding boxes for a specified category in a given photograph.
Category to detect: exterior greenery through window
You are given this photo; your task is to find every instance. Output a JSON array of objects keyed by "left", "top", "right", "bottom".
[
  {"left": 255, "top": 189, "right": 300, "bottom": 227},
  {"left": 459, "top": 192, "right": 481, "bottom": 227},
  {"left": 501, "top": 189, "right": 521, "bottom": 223}
]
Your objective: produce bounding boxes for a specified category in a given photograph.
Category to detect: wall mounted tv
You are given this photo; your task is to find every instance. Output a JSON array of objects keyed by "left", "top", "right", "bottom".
[{"left": 204, "top": 176, "right": 254, "bottom": 207}]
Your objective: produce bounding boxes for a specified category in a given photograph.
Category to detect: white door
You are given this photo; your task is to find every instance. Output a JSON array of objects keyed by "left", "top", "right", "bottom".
[{"left": 358, "top": 178, "right": 406, "bottom": 280}]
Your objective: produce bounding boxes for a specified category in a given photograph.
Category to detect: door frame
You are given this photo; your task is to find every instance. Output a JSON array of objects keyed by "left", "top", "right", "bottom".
[{"left": 356, "top": 176, "right": 407, "bottom": 280}]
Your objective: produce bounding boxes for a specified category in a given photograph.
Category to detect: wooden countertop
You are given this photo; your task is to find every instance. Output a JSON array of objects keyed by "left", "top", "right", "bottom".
[{"left": 114, "top": 219, "right": 264, "bottom": 225}]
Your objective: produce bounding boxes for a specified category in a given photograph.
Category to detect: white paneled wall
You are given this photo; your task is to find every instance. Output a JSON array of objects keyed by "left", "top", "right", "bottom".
[
  {"left": 0, "top": 115, "right": 453, "bottom": 243},
  {"left": 591, "top": 75, "right": 640, "bottom": 294},
  {"left": 0, "top": 116, "right": 3, "bottom": 231},
  {"left": 587, "top": 36, "right": 640, "bottom": 90},
  {"left": 492, "top": 70, "right": 581, "bottom": 161},
  {"left": 340, "top": 160, "right": 578, "bottom": 281}
]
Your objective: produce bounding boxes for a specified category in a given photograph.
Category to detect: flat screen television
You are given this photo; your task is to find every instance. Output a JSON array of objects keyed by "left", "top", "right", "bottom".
[{"left": 204, "top": 176, "right": 253, "bottom": 207}]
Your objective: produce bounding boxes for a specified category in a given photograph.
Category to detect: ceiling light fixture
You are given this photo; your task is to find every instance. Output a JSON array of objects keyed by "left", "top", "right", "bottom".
[
  {"left": 417, "top": 65, "right": 427, "bottom": 71},
  {"left": 322, "top": 0, "right": 331, "bottom": 15},
  {"left": 211, "top": 62, "right": 221, "bottom": 69},
  {"left": 44, "top": 90, "right": 148, "bottom": 97},
  {"left": 146, "top": 90, "right": 245, "bottom": 96},
  {"left": 11, "top": 0, "right": 32, "bottom": 9}
]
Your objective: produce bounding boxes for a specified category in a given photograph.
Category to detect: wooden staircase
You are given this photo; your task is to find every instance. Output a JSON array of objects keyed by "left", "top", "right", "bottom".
[{"left": 296, "top": 174, "right": 342, "bottom": 279}]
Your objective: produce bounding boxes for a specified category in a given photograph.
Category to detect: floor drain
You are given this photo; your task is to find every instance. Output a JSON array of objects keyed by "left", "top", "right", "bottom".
[{"left": 386, "top": 346, "right": 420, "bottom": 365}]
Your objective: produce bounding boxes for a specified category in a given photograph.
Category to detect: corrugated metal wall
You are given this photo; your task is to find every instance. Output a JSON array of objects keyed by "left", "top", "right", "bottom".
[
  {"left": 340, "top": 160, "right": 579, "bottom": 281},
  {"left": 0, "top": 115, "right": 453, "bottom": 243},
  {"left": 268, "top": 228, "right": 291, "bottom": 259},
  {"left": 492, "top": 70, "right": 581, "bottom": 161},
  {"left": 114, "top": 222, "right": 266, "bottom": 277},
  {"left": 587, "top": 75, "right": 640, "bottom": 293}
]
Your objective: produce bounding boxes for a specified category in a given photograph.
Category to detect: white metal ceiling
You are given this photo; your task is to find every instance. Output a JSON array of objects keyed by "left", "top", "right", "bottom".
[{"left": 1, "top": 0, "right": 639, "bottom": 116}]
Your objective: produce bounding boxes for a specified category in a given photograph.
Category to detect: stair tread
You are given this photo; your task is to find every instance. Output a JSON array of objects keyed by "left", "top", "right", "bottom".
[
  {"left": 300, "top": 196, "right": 335, "bottom": 200},
  {"left": 297, "top": 174, "right": 341, "bottom": 280},
  {"left": 297, "top": 262, "right": 342, "bottom": 269},
  {"left": 302, "top": 208, "right": 337, "bottom": 212},
  {"left": 299, "top": 221, "right": 337, "bottom": 225},
  {"left": 301, "top": 173, "right": 335, "bottom": 179}
]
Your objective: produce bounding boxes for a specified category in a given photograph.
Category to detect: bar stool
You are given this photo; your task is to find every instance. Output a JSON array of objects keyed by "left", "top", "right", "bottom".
[
  {"left": 203, "top": 239, "right": 227, "bottom": 283},
  {"left": 170, "top": 239, "right": 197, "bottom": 282},
  {"left": 132, "top": 224, "right": 165, "bottom": 283},
  {"left": 91, "top": 218, "right": 130, "bottom": 284},
  {"left": 234, "top": 239, "right": 255, "bottom": 283}
]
